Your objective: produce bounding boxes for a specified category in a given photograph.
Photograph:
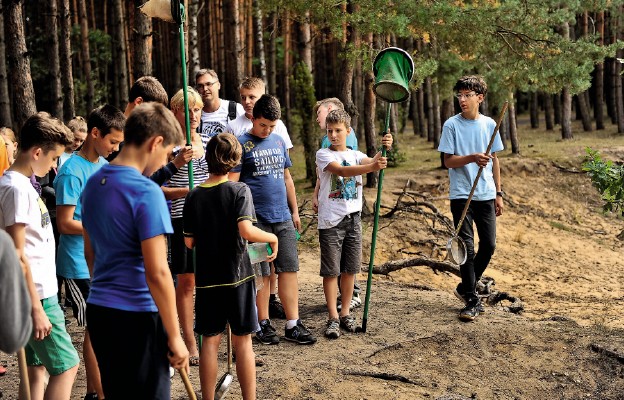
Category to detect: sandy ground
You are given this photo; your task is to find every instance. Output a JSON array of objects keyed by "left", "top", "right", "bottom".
[{"left": 1, "top": 136, "right": 623, "bottom": 399}]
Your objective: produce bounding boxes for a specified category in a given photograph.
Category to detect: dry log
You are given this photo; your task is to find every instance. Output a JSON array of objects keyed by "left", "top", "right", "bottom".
[
  {"left": 487, "top": 291, "right": 524, "bottom": 314},
  {"left": 370, "top": 256, "right": 460, "bottom": 276},
  {"left": 344, "top": 370, "right": 424, "bottom": 386},
  {"left": 590, "top": 344, "right": 624, "bottom": 364}
]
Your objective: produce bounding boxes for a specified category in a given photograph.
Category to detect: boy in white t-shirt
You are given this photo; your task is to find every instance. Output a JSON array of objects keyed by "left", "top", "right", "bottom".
[
  {"left": 315, "top": 110, "right": 392, "bottom": 339},
  {"left": 0, "top": 112, "right": 79, "bottom": 399}
]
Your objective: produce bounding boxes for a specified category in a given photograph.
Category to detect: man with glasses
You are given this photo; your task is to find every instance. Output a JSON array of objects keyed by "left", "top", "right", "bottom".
[
  {"left": 438, "top": 75, "right": 504, "bottom": 322},
  {"left": 195, "top": 69, "right": 244, "bottom": 146}
]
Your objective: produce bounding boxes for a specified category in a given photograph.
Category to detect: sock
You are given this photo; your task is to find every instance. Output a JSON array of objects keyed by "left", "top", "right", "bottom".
[
  {"left": 270, "top": 293, "right": 277, "bottom": 302},
  {"left": 286, "top": 319, "right": 298, "bottom": 329}
]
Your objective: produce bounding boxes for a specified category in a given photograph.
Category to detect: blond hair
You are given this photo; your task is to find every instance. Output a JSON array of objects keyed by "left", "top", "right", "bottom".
[
  {"left": 66, "top": 116, "right": 87, "bottom": 134},
  {"left": 240, "top": 77, "right": 265, "bottom": 91},
  {"left": 325, "top": 109, "right": 351, "bottom": 131},
  {"left": 313, "top": 97, "right": 344, "bottom": 115},
  {"left": 170, "top": 87, "right": 204, "bottom": 113}
]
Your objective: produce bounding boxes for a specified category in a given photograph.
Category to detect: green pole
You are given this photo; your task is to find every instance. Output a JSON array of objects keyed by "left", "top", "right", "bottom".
[
  {"left": 178, "top": 4, "right": 194, "bottom": 188},
  {"left": 361, "top": 102, "right": 391, "bottom": 333}
]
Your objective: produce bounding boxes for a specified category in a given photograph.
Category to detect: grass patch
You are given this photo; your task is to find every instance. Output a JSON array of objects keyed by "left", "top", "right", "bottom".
[{"left": 548, "top": 221, "right": 575, "bottom": 232}]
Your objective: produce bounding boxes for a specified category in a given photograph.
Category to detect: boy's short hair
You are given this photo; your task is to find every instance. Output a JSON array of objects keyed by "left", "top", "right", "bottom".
[
  {"left": 19, "top": 112, "right": 73, "bottom": 152},
  {"left": 453, "top": 75, "right": 488, "bottom": 96},
  {"left": 313, "top": 97, "right": 344, "bottom": 115},
  {"left": 240, "top": 77, "right": 265, "bottom": 91},
  {"left": 195, "top": 68, "right": 219, "bottom": 83},
  {"left": 205, "top": 133, "right": 241, "bottom": 175},
  {"left": 170, "top": 87, "right": 203, "bottom": 113},
  {"left": 66, "top": 116, "right": 87, "bottom": 134},
  {"left": 124, "top": 103, "right": 184, "bottom": 147},
  {"left": 0, "top": 127, "right": 16, "bottom": 142},
  {"left": 87, "top": 104, "right": 125, "bottom": 137},
  {"left": 325, "top": 109, "right": 351, "bottom": 131},
  {"left": 128, "top": 76, "right": 169, "bottom": 105},
  {"left": 252, "top": 94, "right": 281, "bottom": 121}
]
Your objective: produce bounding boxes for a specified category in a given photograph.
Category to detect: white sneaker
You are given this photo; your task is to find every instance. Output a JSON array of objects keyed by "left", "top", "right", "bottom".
[{"left": 169, "top": 366, "right": 175, "bottom": 378}]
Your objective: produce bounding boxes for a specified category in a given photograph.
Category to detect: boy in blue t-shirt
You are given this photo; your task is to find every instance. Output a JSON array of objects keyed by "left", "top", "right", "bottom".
[
  {"left": 0, "top": 112, "right": 79, "bottom": 399},
  {"left": 438, "top": 75, "right": 504, "bottom": 322},
  {"left": 81, "top": 103, "right": 189, "bottom": 398},
  {"left": 184, "top": 133, "right": 278, "bottom": 400},
  {"left": 316, "top": 110, "right": 392, "bottom": 339},
  {"left": 230, "top": 94, "right": 317, "bottom": 345},
  {"left": 53, "top": 104, "right": 125, "bottom": 400}
]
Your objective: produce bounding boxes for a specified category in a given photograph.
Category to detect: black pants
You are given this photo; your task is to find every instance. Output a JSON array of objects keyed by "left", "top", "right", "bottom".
[
  {"left": 450, "top": 199, "right": 496, "bottom": 304},
  {"left": 87, "top": 304, "right": 170, "bottom": 400}
]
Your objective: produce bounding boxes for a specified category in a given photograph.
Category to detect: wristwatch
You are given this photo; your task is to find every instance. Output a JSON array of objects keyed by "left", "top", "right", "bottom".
[{"left": 496, "top": 191, "right": 504, "bottom": 197}]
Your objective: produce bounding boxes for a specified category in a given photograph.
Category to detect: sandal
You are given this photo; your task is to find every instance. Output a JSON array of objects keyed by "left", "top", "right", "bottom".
[{"left": 189, "top": 355, "right": 200, "bottom": 367}]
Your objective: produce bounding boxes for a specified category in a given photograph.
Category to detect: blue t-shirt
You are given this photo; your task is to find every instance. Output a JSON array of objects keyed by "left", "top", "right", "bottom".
[
  {"left": 82, "top": 165, "right": 173, "bottom": 312},
  {"left": 53, "top": 154, "right": 108, "bottom": 279},
  {"left": 232, "top": 132, "right": 292, "bottom": 223},
  {"left": 320, "top": 127, "right": 358, "bottom": 150},
  {"left": 438, "top": 113, "right": 504, "bottom": 201}
]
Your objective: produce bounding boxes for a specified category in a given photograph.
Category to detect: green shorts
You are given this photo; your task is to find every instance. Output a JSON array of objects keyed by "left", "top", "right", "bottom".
[{"left": 25, "top": 296, "right": 80, "bottom": 375}]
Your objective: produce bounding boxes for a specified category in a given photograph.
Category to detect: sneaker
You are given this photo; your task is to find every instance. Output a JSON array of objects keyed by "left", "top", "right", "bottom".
[
  {"left": 459, "top": 303, "right": 480, "bottom": 321},
  {"left": 269, "top": 298, "right": 286, "bottom": 319},
  {"left": 339, "top": 315, "right": 357, "bottom": 332},
  {"left": 324, "top": 319, "right": 340, "bottom": 339},
  {"left": 255, "top": 319, "right": 280, "bottom": 345},
  {"left": 84, "top": 393, "right": 98, "bottom": 400},
  {"left": 169, "top": 366, "right": 175, "bottom": 378},
  {"left": 284, "top": 320, "right": 317, "bottom": 344},
  {"left": 337, "top": 295, "right": 361, "bottom": 312},
  {"left": 454, "top": 284, "right": 485, "bottom": 313}
]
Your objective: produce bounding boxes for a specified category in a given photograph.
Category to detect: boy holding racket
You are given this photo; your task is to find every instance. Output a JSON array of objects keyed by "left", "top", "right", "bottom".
[
  {"left": 438, "top": 75, "right": 504, "bottom": 322},
  {"left": 315, "top": 109, "right": 392, "bottom": 339}
]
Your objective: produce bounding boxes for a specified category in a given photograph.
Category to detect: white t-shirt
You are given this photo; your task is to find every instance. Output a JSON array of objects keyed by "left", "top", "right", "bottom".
[
  {"left": 224, "top": 114, "right": 293, "bottom": 150},
  {"left": 0, "top": 171, "right": 57, "bottom": 299},
  {"left": 199, "top": 99, "right": 245, "bottom": 142},
  {"left": 315, "top": 148, "right": 368, "bottom": 229}
]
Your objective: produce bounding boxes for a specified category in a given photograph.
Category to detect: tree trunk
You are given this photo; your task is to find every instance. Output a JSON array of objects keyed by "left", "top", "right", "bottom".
[
  {"left": 561, "top": 87, "right": 573, "bottom": 139},
  {"left": 253, "top": 0, "right": 267, "bottom": 84},
  {"left": 44, "top": 0, "right": 63, "bottom": 119},
  {"left": 112, "top": 0, "right": 129, "bottom": 110},
  {"left": 553, "top": 92, "right": 561, "bottom": 125},
  {"left": 188, "top": 0, "right": 200, "bottom": 80},
  {"left": 364, "top": 69, "right": 377, "bottom": 188},
  {"left": 0, "top": 4, "right": 12, "bottom": 127},
  {"left": 4, "top": 0, "right": 37, "bottom": 129},
  {"left": 59, "top": 0, "right": 74, "bottom": 120},
  {"left": 425, "top": 76, "right": 434, "bottom": 142},
  {"left": 410, "top": 89, "right": 419, "bottom": 136},
  {"left": 223, "top": 0, "right": 243, "bottom": 99},
  {"left": 508, "top": 92, "right": 520, "bottom": 154},
  {"left": 283, "top": 10, "right": 291, "bottom": 125},
  {"left": 529, "top": 91, "right": 539, "bottom": 128},
  {"left": 616, "top": 48, "right": 624, "bottom": 133},
  {"left": 544, "top": 93, "right": 554, "bottom": 130},
  {"left": 432, "top": 79, "right": 441, "bottom": 149},
  {"left": 338, "top": 4, "right": 358, "bottom": 123},
  {"left": 575, "top": 94, "right": 593, "bottom": 131},
  {"left": 78, "top": 0, "right": 94, "bottom": 113},
  {"left": 133, "top": 0, "right": 153, "bottom": 79},
  {"left": 417, "top": 84, "right": 426, "bottom": 138},
  {"left": 298, "top": 11, "right": 312, "bottom": 73},
  {"left": 594, "top": 10, "right": 605, "bottom": 130},
  {"left": 268, "top": 12, "right": 277, "bottom": 94}
]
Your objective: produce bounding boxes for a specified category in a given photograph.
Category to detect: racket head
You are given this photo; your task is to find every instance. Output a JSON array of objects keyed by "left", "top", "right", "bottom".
[{"left": 447, "top": 236, "right": 468, "bottom": 265}]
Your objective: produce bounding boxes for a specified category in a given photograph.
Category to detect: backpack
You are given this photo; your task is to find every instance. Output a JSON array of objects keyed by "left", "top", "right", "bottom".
[{"left": 227, "top": 100, "right": 237, "bottom": 121}]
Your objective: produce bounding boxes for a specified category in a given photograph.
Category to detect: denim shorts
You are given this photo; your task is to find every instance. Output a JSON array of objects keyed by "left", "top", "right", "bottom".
[
  {"left": 25, "top": 296, "right": 80, "bottom": 375},
  {"left": 318, "top": 212, "right": 362, "bottom": 277},
  {"left": 255, "top": 220, "right": 299, "bottom": 276}
]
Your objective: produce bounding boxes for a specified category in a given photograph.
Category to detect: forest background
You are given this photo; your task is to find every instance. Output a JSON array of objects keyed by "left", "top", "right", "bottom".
[{"left": 2, "top": 0, "right": 624, "bottom": 188}]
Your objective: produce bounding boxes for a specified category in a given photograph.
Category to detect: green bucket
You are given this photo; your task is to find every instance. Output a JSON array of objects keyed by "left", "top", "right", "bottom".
[{"left": 372, "top": 47, "right": 415, "bottom": 103}]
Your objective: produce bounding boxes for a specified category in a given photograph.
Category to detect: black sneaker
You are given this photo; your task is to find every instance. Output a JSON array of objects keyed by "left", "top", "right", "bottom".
[
  {"left": 269, "top": 298, "right": 286, "bottom": 319},
  {"left": 284, "top": 320, "right": 317, "bottom": 344},
  {"left": 339, "top": 315, "right": 357, "bottom": 333},
  {"left": 84, "top": 393, "right": 98, "bottom": 400},
  {"left": 255, "top": 319, "right": 280, "bottom": 345},
  {"left": 459, "top": 303, "right": 480, "bottom": 322},
  {"left": 455, "top": 284, "right": 485, "bottom": 314}
]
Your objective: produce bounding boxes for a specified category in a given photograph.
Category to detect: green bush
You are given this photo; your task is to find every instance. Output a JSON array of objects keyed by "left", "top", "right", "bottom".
[{"left": 582, "top": 147, "right": 624, "bottom": 214}]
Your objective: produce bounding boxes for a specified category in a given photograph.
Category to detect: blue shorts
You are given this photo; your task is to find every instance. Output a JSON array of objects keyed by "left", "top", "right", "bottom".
[{"left": 25, "top": 296, "right": 80, "bottom": 375}]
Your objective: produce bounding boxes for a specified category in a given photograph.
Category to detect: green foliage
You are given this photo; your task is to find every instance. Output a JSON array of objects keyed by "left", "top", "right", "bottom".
[
  {"left": 383, "top": 144, "right": 406, "bottom": 168},
  {"left": 582, "top": 148, "right": 624, "bottom": 213},
  {"left": 291, "top": 62, "right": 318, "bottom": 181}
]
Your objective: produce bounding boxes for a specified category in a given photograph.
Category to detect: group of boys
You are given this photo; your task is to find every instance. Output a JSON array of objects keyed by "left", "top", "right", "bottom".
[{"left": 0, "top": 72, "right": 502, "bottom": 399}]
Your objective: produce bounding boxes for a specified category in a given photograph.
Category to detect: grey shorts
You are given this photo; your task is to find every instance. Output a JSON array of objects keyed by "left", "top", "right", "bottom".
[
  {"left": 255, "top": 220, "right": 299, "bottom": 276},
  {"left": 318, "top": 212, "right": 362, "bottom": 277}
]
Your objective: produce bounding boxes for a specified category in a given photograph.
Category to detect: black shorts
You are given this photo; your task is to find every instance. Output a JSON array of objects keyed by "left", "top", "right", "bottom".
[
  {"left": 65, "top": 278, "right": 90, "bottom": 326},
  {"left": 194, "top": 279, "right": 259, "bottom": 337},
  {"left": 86, "top": 304, "right": 170, "bottom": 400},
  {"left": 170, "top": 217, "right": 194, "bottom": 275}
]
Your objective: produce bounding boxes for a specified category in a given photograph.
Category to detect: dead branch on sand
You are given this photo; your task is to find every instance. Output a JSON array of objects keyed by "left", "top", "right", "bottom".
[
  {"left": 344, "top": 370, "right": 424, "bottom": 386},
  {"left": 590, "top": 344, "right": 624, "bottom": 364}
]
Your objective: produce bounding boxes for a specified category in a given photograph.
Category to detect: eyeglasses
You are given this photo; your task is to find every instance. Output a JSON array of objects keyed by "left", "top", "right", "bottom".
[
  {"left": 196, "top": 81, "right": 218, "bottom": 89},
  {"left": 455, "top": 92, "right": 478, "bottom": 100}
]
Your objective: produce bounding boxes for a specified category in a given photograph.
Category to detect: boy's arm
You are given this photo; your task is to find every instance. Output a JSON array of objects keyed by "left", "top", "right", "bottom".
[
  {"left": 283, "top": 168, "right": 301, "bottom": 231},
  {"left": 326, "top": 152, "right": 387, "bottom": 178},
  {"left": 444, "top": 152, "right": 492, "bottom": 169},
  {"left": 493, "top": 153, "right": 504, "bottom": 216},
  {"left": 238, "top": 220, "right": 278, "bottom": 262},
  {"left": 56, "top": 205, "right": 83, "bottom": 235},
  {"left": 5, "top": 223, "right": 52, "bottom": 342},
  {"left": 312, "top": 174, "right": 320, "bottom": 213},
  {"left": 161, "top": 186, "right": 189, "bottom": 201},
  {"left": 142, "top": 235, "right": 189, "bottom": 370}
]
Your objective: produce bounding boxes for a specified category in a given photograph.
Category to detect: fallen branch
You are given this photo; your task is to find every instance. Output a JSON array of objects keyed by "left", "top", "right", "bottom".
[
  {"left": 367, "top": 336, "right": 436, "bottom": 358},
  {"left": 486, "top": 291, "right": 524, "bottom": 314},
  {"left": 552, "top": 162, "right": 582, "bottom": 174},
  {"left": 344, "top": 370, "right": 423, "bottom": 386},
  {"left": 590, "top": 344, "right": 624, "bottom": 364},
  {"left": 370, "top": 256, "right": 460, "bottom": 276}
]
